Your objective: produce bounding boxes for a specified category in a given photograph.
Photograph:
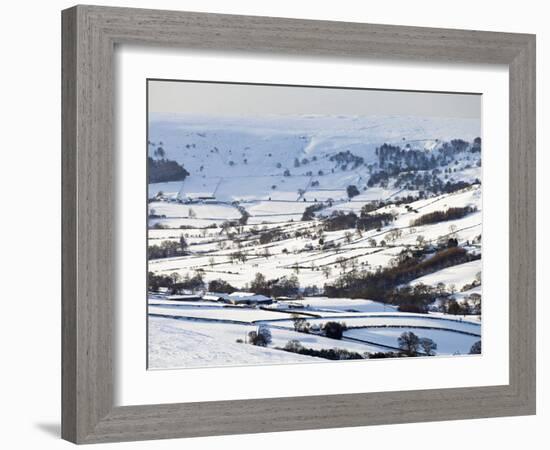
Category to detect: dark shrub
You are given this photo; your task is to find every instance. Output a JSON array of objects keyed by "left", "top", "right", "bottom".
[
  {"left": 398, "top": 303, "right": 426, "bottom": 313},
  {"left": 248, "top": 325, "right": 272, "bottom": 347},
  {"left": 346, "top": 185, "right": 360, "bottom": 198},
  {"left": 208, "top": 279, "right": 236, "bottom": 294},
  {"left": 323, "top": 321, "right": 347, "bottom": 340}
]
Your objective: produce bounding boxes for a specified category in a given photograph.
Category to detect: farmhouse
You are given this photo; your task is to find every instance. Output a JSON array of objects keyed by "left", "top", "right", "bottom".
[
  {"left": 202, "top": 292, "right": 230, "bottom": 302},
  {"left": 165, "top": 294, "right": 202, "bottom": 301},
  {"left": 227, "top": 292, "right": 273, "bottom": 305}
]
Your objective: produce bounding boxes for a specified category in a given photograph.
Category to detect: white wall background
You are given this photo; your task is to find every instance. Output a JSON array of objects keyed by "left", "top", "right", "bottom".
[{"left": 0, "top": 1, "right": 546, "bottom": 448}]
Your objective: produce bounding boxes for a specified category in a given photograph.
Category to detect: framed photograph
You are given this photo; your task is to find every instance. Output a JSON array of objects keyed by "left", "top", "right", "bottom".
[{"left": 62, "top": 5, "right": 536, "bottom": 444}]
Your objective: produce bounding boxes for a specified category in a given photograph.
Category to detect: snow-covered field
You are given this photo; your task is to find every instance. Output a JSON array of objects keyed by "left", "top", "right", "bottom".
[
  {"left": 147, "top": 113, "right": 483, "bottom": 369},
  {"left": 149, "top": 316, "right": 321, "bottom": 368},
  {"left": 344, "top": 327, "right": 478, "bottom": 355},
  {"left": 409, "top": 260, "right": 481, "bottom": 291},
  {"left": 148, "top": 299, "right": 480, "bottom": 368}
]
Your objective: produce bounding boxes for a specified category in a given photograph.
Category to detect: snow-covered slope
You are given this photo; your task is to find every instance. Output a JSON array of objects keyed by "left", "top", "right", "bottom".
[
  {"left": 147, "top": 113, "right": 483, "bottom": 369},
  {"left": 148, "top": 114, "right": 481, "bottom": 202}
]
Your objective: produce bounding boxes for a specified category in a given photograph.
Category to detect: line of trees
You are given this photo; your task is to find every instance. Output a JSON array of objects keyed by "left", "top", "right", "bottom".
[
  {"left": 323, "top": 211, "right": 395, "bottom": 232},
  {"left": 324, "top": 247, "right": 480, "bottom": 308},
  {"left": 301, "top": 203, "right": 325, "bottom": 221},
  {"left": 208, "top": 279, "right": 236, "bottom": 294},
  {"left": 148, "top": 271, "right": 205, "bottom": 293},
  {"left": 411, "top": 205, "right": 477, "bottom": 227},
  {"left": 249, "top": 272, "right": 300, "bottom": 298},
  {"left": 278, "top": 340, "right": 365, "bottom": 360},
  {"left": 148, "top": 235, "right": 188, "bottom": 259}
]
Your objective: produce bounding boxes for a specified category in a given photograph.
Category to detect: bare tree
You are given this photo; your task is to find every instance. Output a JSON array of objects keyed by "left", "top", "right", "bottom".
[
  {"left": 335, "top": 257, "right": 349, "bottom": 274},
  {"left": 179, "top": 234, "right": 188, "bottom": 252},
  {"left": 344, "top": 231, "right": 353, "bottom": 244},
  {"left": 448, "top": 224, "right": 458, "bottom": 237},
  {"left": 291, "top": 314, "right": 309, "bottom": 333},
  {"left": 398, "top": 331, "right": 420, "bottom": 356},
  {"left": 419, "top": 337, "right": 437, "bottom": 356}
]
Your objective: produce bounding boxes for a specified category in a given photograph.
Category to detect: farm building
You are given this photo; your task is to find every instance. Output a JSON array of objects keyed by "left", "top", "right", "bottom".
[
  {"left": 165, "top": 294, "right": 202, "bottom": 301},
  {"left": 227, "top": 292, "right": 273, "bottom": 305},
  {"left": 202, "top": 292, "right": 230, "bottom": 302}
]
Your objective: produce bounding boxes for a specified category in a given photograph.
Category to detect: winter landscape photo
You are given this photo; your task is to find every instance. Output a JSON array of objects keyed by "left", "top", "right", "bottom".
[{"left": 147, "top": 80, "right": 482, "bottom": 370}]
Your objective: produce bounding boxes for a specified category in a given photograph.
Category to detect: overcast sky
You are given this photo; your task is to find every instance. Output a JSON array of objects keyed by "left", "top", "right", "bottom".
[{"left": 148, "top": 79, "right": 481, "bottom": 119}]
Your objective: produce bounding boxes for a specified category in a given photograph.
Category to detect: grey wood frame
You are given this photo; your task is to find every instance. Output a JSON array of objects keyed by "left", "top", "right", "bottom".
[{"left": 62, "top": 4, "right": 536, "bottom": 444}]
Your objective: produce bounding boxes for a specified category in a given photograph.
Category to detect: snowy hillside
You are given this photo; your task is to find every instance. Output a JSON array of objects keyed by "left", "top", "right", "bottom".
[
  {"left": 148, "top": 114, "right": 480, "bottom": 201},
  {"left": 147, "top": 113, "right": 483, "bottom": 369}
]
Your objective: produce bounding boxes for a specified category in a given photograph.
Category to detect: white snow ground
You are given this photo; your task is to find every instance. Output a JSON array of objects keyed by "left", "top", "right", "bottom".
[{"left": 147, "top": 113, "right": 483, "bottom": 369}]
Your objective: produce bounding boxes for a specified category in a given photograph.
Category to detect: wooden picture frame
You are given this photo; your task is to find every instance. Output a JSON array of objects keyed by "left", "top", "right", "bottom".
[{"left": 62, "top": 5, "right": 536, "bottom": 444}]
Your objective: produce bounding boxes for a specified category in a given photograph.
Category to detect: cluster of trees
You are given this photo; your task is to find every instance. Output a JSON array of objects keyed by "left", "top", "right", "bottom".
[
  {"left": 148, "top": 272, "right": 176, "bottom": 292},
  {"left": 323, "top": 211, "right": 360, "bottom": 231},
  {"left": 171, "top": 272, "right": 205, "bottom": 292},
  {"left": 247, "top": 325, "right": 272, "bottom": 347},
  {"left": 291, "top": 316, "right": 347, "bottom": 339},
  {"left": 375, "top": 138, "right": 480, "bottom": 175},
  {"left": 411, "top": 205, "right": 477, "bottom": 227},
  {"left": 322, "top": 210, "right": 395, "bottom": 233},
  {"left": 301, "top": 203, "right": 325, "bottom": 221},
  {"left": 148, "top": 235, "right": 188, "bottom": 259},
  {"left": 393, "top": 171, "right": 478, "bottom": 195},
  {"left": 346, "top": 185, "right": 360, "bottom": 198},
  {"left": 397, "top": 331, "right": 437, "bottom": 356},
  {"left": 208, "top": 279, "right": 236, "bottom": 294},
  {"left": 148, "top": 271, "right": 205, "bottom": 293},
  {"left": 249, "top": 272, "right": 300, "bottom": 298},
  {"left": 367, "top": 351, "right": 402, "bottom": 359},
  {"left": 360, "top": 196, "right": 417, "bottom": 215},
  {"left": 377, "top": 143, "right": 439, "bottom": 173},
  {"left": 278, "top": 329, "right": 446, "bottom": 360},
  {"left": 329, "top": 150, "right": 364, "bottom": 170},
  {"left": 259, "top": 228, "right": 283, "bottom": 244},
  {"left": 294, "top": 157, "right": 313, "bottom": 167},
  {"left": 443, "top": 299, "right": 471, "bottom": 315},
  {"left": 148, "top": 156, "right": 189, "bottom": 183},
  {"left": 442, "top": 294, "right": 481, "bottom": 315},
  {"left": 324, "top": 247, "right": 480, "bottom": 305},
  {"left": 367, "top": 170, "right": 392, "bottom": 188},
  {"left": 357, "top": 212, "right": 395, "bottom": 232},
  {"left": 364, "top": 138, "right": 482, "bottom": 193},
  {"left": 229, "top": 250, "right": 248, "bottom": 264},
  {"left": 323, "top": 321, "right": 347, "bottom": 339},
  {"left": 388, "top": 283, "right": 447, "bottom": 313}
]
